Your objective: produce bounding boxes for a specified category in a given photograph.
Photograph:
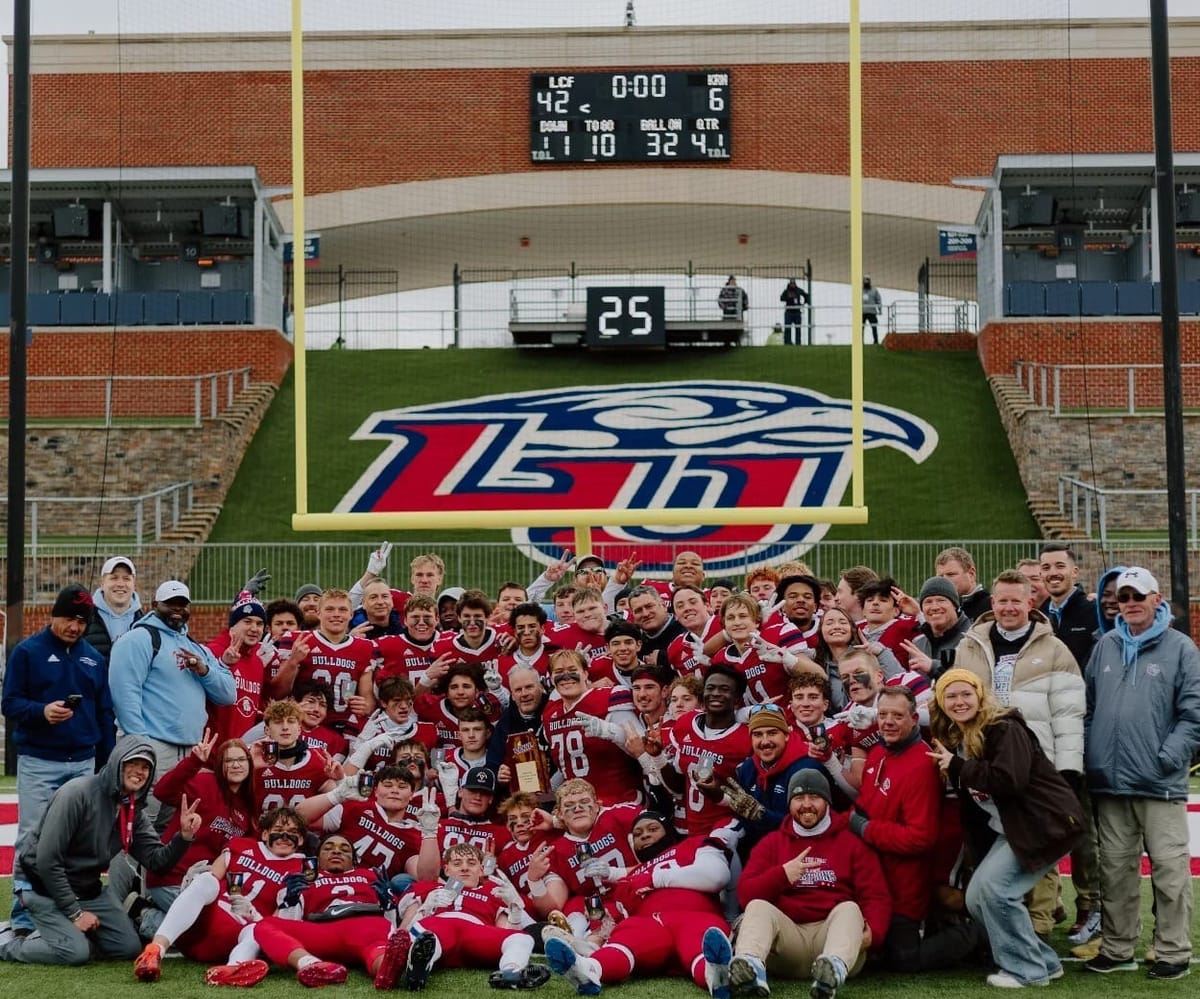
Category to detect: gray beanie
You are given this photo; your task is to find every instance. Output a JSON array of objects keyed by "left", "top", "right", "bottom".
[
  {"left": 918, "top": 576, "right": 961, "bottom": 610},
  {"left": 294, "top": 583, "right": 323, "bottom": 602}
]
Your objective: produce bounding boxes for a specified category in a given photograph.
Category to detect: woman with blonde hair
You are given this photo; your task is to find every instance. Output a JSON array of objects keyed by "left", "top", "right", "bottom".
[{"left": 929, "top": 669, "right": 1083, "bottom": 989}]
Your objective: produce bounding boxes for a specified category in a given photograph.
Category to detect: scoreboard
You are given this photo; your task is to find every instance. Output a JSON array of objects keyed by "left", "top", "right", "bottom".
[{"left": 530, "top": 70, "right": 731, "bottom": 164}]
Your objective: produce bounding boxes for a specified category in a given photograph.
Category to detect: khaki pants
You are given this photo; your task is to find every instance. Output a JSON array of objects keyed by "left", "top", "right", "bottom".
[
  {"left": 1026, "top": 869, "right": 1060, "bottom": 935},
  {"left": 1095, "top": 797, "right": 1193, "bottom": 965},
  {"left": 734, "top": 899, "right": 866, "bottom": 979}
]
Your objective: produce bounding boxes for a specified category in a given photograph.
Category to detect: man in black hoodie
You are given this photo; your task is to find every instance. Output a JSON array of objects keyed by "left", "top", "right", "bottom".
[{"left": 0, "top": 735, "right": 199, "bottom": 965}]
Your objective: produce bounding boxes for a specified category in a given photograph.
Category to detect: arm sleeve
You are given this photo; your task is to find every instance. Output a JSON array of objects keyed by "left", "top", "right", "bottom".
[
  {"left": 153, "top": 753, "right": 205, "bottom": 807},
  {"left": 0, "top": 644, "right": 42, "bottom": 729},
  {"left": 526, "top": 572, "right": 553, "bottom": 605},
  {"left": 651, "top": 846, "right": 730, "bottom": 893},
  {"left": 109, "top": 630, "right": 154, "bottom": 736},
  {"left": 861, "top": 759, "right": 942, "bottom": 855},
  {"left": 33, "top": 788, "right": 91, "bottom": 917},
  {"left": 197, "top": 651, "right": 238, "bottom": 705},
  {"left": 951, "top": 718, "right": 1035, "bottom": 797},
  {"left": 736, "top": 834, "right": 792, "bottom": 909},
  {"left": 1045, "top": 658, "right": 1085, "bottom": 773},
  {"left": 1160, "top": 639, "right": 1200, "bottom": 773},
  {"left": 128, "top": 814, "right": 190, "bottom": 874},
  {"left": 875, "top": 646, "right": 904, "bottom": 678}
]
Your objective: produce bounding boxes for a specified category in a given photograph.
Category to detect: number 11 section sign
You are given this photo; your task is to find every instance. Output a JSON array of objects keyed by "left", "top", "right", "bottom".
[{"left": 585, "top": 287, "right": 666, "bottom": 348}]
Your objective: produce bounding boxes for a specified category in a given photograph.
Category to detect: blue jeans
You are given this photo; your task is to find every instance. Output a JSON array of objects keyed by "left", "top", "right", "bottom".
[
  {"left": 11, "top": 755, "right": 93, "bottom": 931},
  {"left": 965, "top": 836, "right": 1062, "bottom": 985}
]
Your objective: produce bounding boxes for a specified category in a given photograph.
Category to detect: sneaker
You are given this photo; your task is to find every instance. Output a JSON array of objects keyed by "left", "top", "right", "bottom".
[
  {"left": 123, "top": 891, "right": 153, "bottom": 922},
  {"left": 702, "top": 927, "right": 733, "bottom": 999},
  {"left": 489, "top": 966, "right": 553, "bottom": 990},
  {"left": 810, "top": 955, "right": 846, "bottom": 999},
  {"left": 986, "top": 972, "right": 1029, "bottom": 988},
  {"left": 1071, "top": 937, "right": 1102, "bottom": 961},
  {"left": 1048, "top": 967, "right": 1064, "bottom": 981},
  {"left": 1068, "top": 910, "right": 1102, "bottom": 946},
  {"left": 297, "top": 961, "right": 348, "bottom": 988},
  {"left": 134, "top": 942, "right": 163, "bottom": 982},
  {"left": 405, "top": 931, "right": 438, "bottom": 992},
  {"left": 545, "top": 938, "right": 602, "bottom": 997},
  {"left": 205, "top": 960, "right": 270, "bottom": 987},
  {"left": 542, "top": 924, "right": 599, "bottom": 958},
  {"left": 1084, "top": 954, "right": 1138, "bottom": 974},
  {"left": 375, "top": 929, "right": 413, "bottom": 990},
  {"left": 1146, "top": 961, "right": 1190, "bottom": 981},
  {"left": 729, "top": 955, "right": 770, "bottom": 998}
]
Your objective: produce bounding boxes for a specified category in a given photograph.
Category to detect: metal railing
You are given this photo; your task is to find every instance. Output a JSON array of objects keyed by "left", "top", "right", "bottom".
[
  {"left": 1058, "top": 475, "right": 1200, "bottom": 547},
  {"left": 0, "top": 482, "right": 194, "bottom": 551},
  {"left": 0, "top": 368, "right": 253, "bottom": 427},
  {"left": 885, "top": 298, "right": 978, "bottom": 335},
  {"left": 1014, "top": 361, "right": 1200, "bottom": 416},
  {"left": 0, "top": 538, "right": 1173, "bottom": 608}
]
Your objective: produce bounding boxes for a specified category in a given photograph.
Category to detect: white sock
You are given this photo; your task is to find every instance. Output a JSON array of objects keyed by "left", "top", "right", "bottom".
[
  {"left": 297, "top": 955, "right": 320, "bottom": 970},
  {"left": 155, "top": 872, "right": 218, "bottom": 947},
  {"left": 227, "top": 924, "right": 260, "bottom": 964},
  {"left": 499, "top": 934, "right": 534, "bottom": 973}
]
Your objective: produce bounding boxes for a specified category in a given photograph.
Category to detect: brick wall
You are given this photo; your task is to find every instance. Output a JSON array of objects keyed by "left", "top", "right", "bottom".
[
  {"left": 26, "top": 58, "right": 1200, "bottom": 192},
  {"left": 979, "top": 319, "right": 1200, "bottom": 378},
  {"left": 885, "top": 332, "right": 977, "bottom": 352},
  {"left": 0, "top": 328, "right": 292, "bottom": 418}
]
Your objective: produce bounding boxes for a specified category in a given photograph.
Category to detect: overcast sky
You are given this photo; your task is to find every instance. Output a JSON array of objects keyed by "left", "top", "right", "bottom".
[{"left": 0, "top": 0, "right": 1150, "bottom": 34}]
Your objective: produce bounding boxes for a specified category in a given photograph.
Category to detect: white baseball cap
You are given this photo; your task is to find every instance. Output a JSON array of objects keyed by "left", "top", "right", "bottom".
[
  {"left": 1115, "top": 567, "right": 1159, "bottom": 596},
  {"left": 101, "top": 555, "right": 136, "bottom": 576},
  {"left": 155, "top": 580, "right": 191, "bottom": 603}
]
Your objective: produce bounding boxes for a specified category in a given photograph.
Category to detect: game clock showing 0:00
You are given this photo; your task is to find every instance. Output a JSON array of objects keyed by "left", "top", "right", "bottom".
[{"left": 531, "top": 70, "right": 731, "bottom": 163}]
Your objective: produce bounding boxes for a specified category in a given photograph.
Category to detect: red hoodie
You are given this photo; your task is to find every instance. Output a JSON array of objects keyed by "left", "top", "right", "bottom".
[{"left": 738, "top": 811, "right": 891, "bottom": 948}]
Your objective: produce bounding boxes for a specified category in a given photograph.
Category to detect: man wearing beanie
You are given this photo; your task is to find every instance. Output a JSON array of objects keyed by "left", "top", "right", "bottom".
[
  {"left": 907, "top": 576, "right": 972, "bottom": 679},
  {"left": 204, "top": 593, "right": 268, "bottom": 746},
  {"left": 2, "top": 584, "right": 114, "bottom": 935},
  {"left": 726, "top": 768, "right": 890, "bottom": 999},
  {"left": 728, "top": 704, "right": 828, "bottom": 850}
]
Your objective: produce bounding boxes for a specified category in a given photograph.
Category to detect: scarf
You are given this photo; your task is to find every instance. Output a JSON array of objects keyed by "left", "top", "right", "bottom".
[{"left": 1113, "top": 600, "right": 1172, "bottom": 680}]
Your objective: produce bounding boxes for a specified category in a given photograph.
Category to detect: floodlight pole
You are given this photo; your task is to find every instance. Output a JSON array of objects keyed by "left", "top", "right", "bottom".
[
  {"left": 1149, "top": 0, "right": 1190, "bottom": 635},
  {"left": 5, "top": 0, "right": 32, "bottom": 776}
]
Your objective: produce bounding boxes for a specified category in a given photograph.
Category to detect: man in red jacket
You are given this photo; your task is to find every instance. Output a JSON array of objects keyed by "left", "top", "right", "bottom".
[
  {"left": 848, "top": 685, "right": 976, "bottom": 969},
  {"left": 723, "top": 769, "right": 890, "bottom": 999}
]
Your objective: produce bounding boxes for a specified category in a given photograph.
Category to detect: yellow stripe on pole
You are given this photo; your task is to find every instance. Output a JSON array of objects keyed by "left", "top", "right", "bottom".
[
  {"left": 292, "top": 507, "right": 870, "bottom": 533},
  {"left": 849, "top": 0, "right": 864, "bottom": 508},
  {"left": 291, "top": 0, "right": 309, "bottom": 515}
]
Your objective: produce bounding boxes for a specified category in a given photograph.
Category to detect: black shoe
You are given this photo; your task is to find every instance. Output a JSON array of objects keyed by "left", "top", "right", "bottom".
[
  {"left": 1147, "top": 961, "right": 1190, "bottom": 981},
  {"left": 406, "top": 932, "right": 438, "bottom": 991},
  {"left": 1084, "top": 954, "right": 1138, "bottom": 973},
  {"left": 490, "top": 966, "right": 552, "bottom": 990}
]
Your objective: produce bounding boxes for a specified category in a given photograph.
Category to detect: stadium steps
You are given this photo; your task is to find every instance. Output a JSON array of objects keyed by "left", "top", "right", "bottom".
[
  {"left": 210, "top": 383, "right": 277, "bottom": 429},
  {"left": 1025, "top": 497, "right": 1088, "bottom": 540},
  {"left": 988, "top": 374, "right": 1042, "bottom": 417},
  {"left": 156, "top": 504, "right": 224, "bottom": 543}
]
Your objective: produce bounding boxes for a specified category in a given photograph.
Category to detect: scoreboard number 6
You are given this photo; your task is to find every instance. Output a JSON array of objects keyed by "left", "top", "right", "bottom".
[{"left": 598, "top": 294, "right": 653, "bottom": 337}]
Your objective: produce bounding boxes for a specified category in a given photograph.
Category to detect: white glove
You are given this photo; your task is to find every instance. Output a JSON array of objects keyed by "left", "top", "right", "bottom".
[
  {"left": 422, "top": 887, "right": 457, "bottom": 912},
  {"left": 576, "top": 712, "right": 621, "bottom": 743},
  {"left": 491, "top": 879, "right": 522, "bottom": 907},
  {"left": 349, "top": 732, "right": 393, "bottom": 769},
  {"left": 330, "top": 773, "right": 365, "bottom": 804},
  {"left": 366, "top": 541, "right": 393, "bottom": 576},
  {"left": 846, "top": 704, "right": 877, "bottom": 731},
  {"left": 436, "top": 762, "right": 460, "bottom": 808},
  {"left": 484, "top": 664, "right": 503, "bottom": 692},
  {"left": 228, "top": 893, "right": 255, "bottom": 919},
  {"left": 579, "top": 858, "right": 625, "bottom": 883},
  {"left": 418, "top": 802, "right": 441, "bottom": 837},
  {"left": 637, "top": 751, "right": 667, "bottom": 778},
  {"left": 751, "top": 633, "right": 797, "bottom": 668},
  {"left": 180, "top": 860, "right": 213, "bottom": 890},
  {"left": 687, "top": 634, "right": 711, "bottom": 668}
]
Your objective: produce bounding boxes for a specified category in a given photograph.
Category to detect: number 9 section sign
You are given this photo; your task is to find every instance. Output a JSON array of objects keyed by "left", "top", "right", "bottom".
[{"left": 586, "top": 287, "right": 666, "bottom": 348}]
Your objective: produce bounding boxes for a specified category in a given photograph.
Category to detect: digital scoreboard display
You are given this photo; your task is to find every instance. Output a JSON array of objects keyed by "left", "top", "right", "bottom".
[
  {"left": 531, "top": 70, "right": 731, "bottom": 164},
  {"left": 585, "top": 287, "right": 667, "bottom": 347}
]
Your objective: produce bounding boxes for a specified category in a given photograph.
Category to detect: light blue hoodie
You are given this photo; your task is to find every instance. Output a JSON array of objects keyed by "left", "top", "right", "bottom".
[{"left": 92, "top": 588, "right": 143, "bottom": 640}]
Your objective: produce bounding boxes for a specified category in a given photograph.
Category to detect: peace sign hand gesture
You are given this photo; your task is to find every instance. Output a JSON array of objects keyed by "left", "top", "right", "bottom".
[{"left": 178, "top": 794, "right": 202, "bottom": 841}]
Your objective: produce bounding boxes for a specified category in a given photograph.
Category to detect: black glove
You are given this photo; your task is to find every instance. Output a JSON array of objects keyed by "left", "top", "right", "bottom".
[
  {"left": 282, "top": 872, "right": 311, "bottom": 908},
  {"left": 721, "top": 778, "right": 765, "bottom": 823},
  {"left": 243, "top": 568, "right": 271, "bottom": 597},
  {"left": 1059, "top": 770, "right": 1083, "bottom": 793},
  {"left": 848, "top": 807, "right": 869, "bottom": 840}
]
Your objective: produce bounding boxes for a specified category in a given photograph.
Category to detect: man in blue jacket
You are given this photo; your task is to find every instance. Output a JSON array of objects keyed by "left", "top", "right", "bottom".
[
  {"left": 2, "top": 583, "right": 114, "bottom": 936},
  {"left": 108, "top": 579, "right": 235, "bottom": 829},
  {"left": 1083, "top": 567, "right": 1200, "bottom": 981}
]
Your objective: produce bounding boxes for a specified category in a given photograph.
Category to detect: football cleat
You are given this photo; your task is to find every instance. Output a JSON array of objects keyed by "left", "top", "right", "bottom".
[{"left": 205, "top": 960, "right": 270, "bottom": 987}]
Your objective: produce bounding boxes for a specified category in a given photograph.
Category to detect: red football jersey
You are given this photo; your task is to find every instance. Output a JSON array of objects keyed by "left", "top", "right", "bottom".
[
  {"left": 666, "top": 616, "right": 724, "bottom": 678},
  {"left": 254, "top": 749, "right": 331, "bottom": 812},
  {"left": 374, "top": 632, "right": 438, "bottom": 689},
  {"left": 496, "top": 835, "right": 551, "bottom": 894},
  {"left": 408, "top": 879, "right": 506, "bottom": 925},
  {"left": 546, "top": 802, "right": 642, "bottom": 899},
  {"left": 336, "top": 799, "right": 422, "bottom": 878},
  {"left": 541, "top": 686, "right": 641, "bottom": 806},
  {"left": 760, "top": 617, "right": 820, "bottom": 654},
  {"left": 617, "top": 835, "right": 727, "bottom": 918},
  {"left": 669, "top": 710, "right": 750, "bottom": 836},
  {"left": 297, "top": 631, "right": 376, "bottom": 733},
  {"left": 710, "top": 644, "right": 789, "bottom": 707},
  {"left": 298, "top": 867, "right": 380, "bottom": 916},
  {"left": 437, "top": 815, "right": 512, "bottom": 858},
  {"left": 432, "top": 630, "right": 504, "bottom": 672},
  {"left": 221, "top": 838, "right": 306, "bottom": 919},
  {"left": 546, "top": 623, "right": 609, "bottom": 665},
  {"left": 303, "top": 724, "right": 350, "bottom": 760},
  {"left": 497, "top": 647, "right": 552, "bottom": 688},
  {"left": 206, "top": 634, "right": 266, "bottom": 745}
]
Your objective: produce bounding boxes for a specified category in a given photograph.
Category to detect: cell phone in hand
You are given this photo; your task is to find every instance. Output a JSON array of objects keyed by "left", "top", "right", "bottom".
[{"left": 64, "top": 694, "right": 83, "bottom": 709}]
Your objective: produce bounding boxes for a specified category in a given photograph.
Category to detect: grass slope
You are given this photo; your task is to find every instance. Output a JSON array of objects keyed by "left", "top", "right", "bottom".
[{"left": 214, "top": 347, "right": 1035, "bottom": 546}]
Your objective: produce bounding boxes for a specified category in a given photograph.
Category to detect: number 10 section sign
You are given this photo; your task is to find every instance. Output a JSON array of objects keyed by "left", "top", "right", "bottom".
[{"left": 585, "top": 287, "right": 666, "bottom": 347}]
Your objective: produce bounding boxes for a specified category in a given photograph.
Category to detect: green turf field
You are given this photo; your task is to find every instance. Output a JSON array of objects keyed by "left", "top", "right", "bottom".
[
  {"left": 212, "top": 347, "right": 1036, "bottom": 546},
  {"left": 0, "top": 877, "right": 1193, "bottom": 997}
]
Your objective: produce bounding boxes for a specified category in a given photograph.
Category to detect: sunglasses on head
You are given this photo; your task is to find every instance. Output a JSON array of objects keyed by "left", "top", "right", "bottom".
[
  {"left": 1117, "top": 591, "right": 1148, "bottom": 603},
  {"left": 747, "top": 703, "right": 784, "bottom": 716}
]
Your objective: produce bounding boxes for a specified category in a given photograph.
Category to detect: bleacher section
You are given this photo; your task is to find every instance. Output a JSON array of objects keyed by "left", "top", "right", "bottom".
[
  {"left": 1004, "top": 280, "right": 1200, "bottom": 317},
  {"left": 3, "top": 289, "right": 253, "bottom": 326}
]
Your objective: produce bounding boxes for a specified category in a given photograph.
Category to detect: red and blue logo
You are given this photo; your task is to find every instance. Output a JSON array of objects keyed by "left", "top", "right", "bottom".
[{"left": 336, "top": 380, "right": 937, "bottom": 576}]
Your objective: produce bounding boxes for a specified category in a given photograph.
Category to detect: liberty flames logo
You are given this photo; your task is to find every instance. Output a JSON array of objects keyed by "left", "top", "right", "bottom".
[{"left": 336, "top": 380, "right": 937, "bottom": 576}]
